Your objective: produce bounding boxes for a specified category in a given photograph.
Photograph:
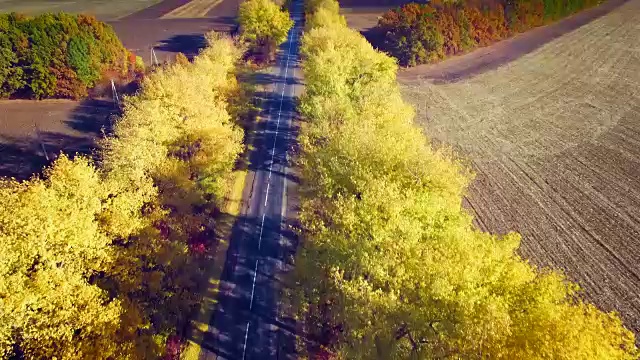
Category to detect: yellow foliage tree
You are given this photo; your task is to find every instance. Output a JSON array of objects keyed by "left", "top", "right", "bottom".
[
  {"left": 0, "top": 32, "right": 246, "bottom": 359},
  {"left": 238, "top": 0, "right": 293, "bottom": 56},
  {"left": 98, "top": 32, "right": 245, "bottom": 357},
  {"left": 0, "top": 156, "right": 122, "bottom": 359},
  {"left": 293, "top": 1, "right": 638, "bottom": 359}
]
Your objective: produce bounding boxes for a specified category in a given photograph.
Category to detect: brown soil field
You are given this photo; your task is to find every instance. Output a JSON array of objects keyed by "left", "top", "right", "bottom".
[
  {"left": 401, "top": 0, "right": 640, "bottom": 335},
  {"left": 110, "top": 18, "right": 234, "bottom": 62},
  {"left": 112, "top": 0, "right": 239, "bottom": 63},
  {"left": 0, "top": 99, "right": 116, "bottom": 180},
  {"left": 343, "top": 11, "right": 381, "bottom": 32},
  {"left": 340, "top": 1, "right": 420, "bottom": 34}
]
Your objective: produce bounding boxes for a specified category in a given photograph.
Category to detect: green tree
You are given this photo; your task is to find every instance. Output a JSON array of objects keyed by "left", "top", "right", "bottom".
[
  {"left": 68, "top": 35, "right": 101, "bottom": 87},
  {"left": 0, "top": 16, "right": 27, "bottom": 97},
  {"left": 0, "top": 12, "right": 127, "bottom": 99}
]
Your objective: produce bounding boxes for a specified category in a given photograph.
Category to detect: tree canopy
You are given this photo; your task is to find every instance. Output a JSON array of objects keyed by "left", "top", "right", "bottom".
[
  {"left": 0, "top": 33, "right": 245, "bottom": 359},
  {"left": 239, "top": 0, "right": 293, "bottom": 50},
  {"left": 291, "top": 0, "right": 638, "bottom": 358}
]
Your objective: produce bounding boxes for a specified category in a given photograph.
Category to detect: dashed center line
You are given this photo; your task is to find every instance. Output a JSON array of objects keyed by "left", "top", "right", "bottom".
[
  {"left": 249, "top": 259, "right": 259, "bottom": 310},
  {"left": 241, "top": 9, "right": 301, "bottom": 358}
]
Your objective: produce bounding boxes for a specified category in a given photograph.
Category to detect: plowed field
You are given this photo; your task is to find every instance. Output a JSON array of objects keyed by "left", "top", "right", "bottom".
[
  {"left": 0, "top": 0, "right": 161, "bottom": 20},
  {"left": 402, "top": 0, "right": 640, "bottom": 334}
]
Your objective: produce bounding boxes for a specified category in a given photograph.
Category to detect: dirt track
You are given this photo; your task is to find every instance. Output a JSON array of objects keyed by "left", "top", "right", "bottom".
[{"left": 401, "top": 0, "right": 640, "bottom": 336}]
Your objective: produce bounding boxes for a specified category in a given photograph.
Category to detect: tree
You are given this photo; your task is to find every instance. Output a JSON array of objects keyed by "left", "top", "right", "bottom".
[
  {"left": 0, "top": 32, "right": 247, "bottom": 359},
  {"left": 238, "top": 0, "right": 293, "bottom": 57},
  {"left": 0, "top": 155, "right": 122, "bottom": 359},
  {"left": 376, "top": 0, "right": 599, "bottom": 67},
  {"left": 0, "top": 12, "right": 128, "bottom": 99},
  {"left": 293, "top": 0, "right": 638, "bottom": 358}
]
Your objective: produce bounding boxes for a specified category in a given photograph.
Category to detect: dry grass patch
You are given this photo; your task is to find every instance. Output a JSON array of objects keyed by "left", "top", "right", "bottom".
[{"left": 402, "top": 0, "right": 640, "bottom": 334}]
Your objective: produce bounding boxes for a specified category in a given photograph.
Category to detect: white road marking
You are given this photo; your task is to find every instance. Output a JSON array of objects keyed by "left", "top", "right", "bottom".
[
  {"left": 249, "top": 259, "right": 259, "bottom": 310},
  {"left": 267, "top": 31, "right": 296, "bottom": 176},
  {"left": 242, "top": 321, "right": 250, "bottom": 359},
  {"left": 262, "top": 30, "right": 296, "bottom": 208},
  {"left": 256, "top": 20, "right": 296, "bottom": 247},
  {"left": 258, "top": 214, "right": 265, "bottom": 250},
  {"left": 243, "top": 10, "right": 300, "bottom": 357}
]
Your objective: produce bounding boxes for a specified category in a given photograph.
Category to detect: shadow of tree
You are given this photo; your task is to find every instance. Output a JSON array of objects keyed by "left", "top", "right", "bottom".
[
  {"left": 0, "top": 98, "right": 118, "bottom": 180},
  {"left": 185, "top": 210, "right": 301, "bottom": 359},
  {"left": 155, "top": 34, "right": 208, "bottom": 59}
]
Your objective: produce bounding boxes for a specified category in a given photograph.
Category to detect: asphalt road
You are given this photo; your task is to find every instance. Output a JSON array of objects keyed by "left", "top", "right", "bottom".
[{"left": 198, "top": 2, "right": 303, "bottom": 359}]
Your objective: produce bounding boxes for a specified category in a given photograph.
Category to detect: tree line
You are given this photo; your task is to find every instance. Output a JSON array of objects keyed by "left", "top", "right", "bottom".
[
  {"left": 0, "top": 33, "right": 246, "bottom": 359},
  {"left": 376, "top": 0, "right": 603, "bottom": 66},
  {"left": 0, "top": 0, "right": 294, "bottom": 357},
  {"left": 291, "top": 0, "right": 638, "bottom": 358},
  {"left": 0, "top": 13, "right": 134, "bottom": 99}
]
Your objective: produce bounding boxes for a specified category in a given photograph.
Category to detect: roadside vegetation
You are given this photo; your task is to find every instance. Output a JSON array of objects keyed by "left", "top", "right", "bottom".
[
  {"left": 291, "top": 0, "right": 638, "bottom": 358},
  {"left": 0, "top": 13, "right": 137, "bottom": 99},
  {"left": 0, "top": 33, "right": 248, "bottom": 359},
  {"left": 238, "top": 0, "right": 294, "bottom": 60},
  {"left": 376, "top": 0, "right": 602, "bottom": 66}
]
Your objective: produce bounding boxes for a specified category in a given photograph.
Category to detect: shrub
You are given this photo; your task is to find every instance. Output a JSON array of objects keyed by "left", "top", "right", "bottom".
[
  {"left": 377, "top": 0, "right": 601, "bottom": 66},
  {"left": 0, "top": 12, "right": 128, "bottom": 99},
  {"left": 294, "top": 0, "right": 638, "bottom": 358},
  {"left": 238, "top": 0, "right": 293, "bottom": 58}
]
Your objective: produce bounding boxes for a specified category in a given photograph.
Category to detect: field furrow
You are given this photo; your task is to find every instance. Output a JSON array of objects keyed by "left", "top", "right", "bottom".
[{"left": 403, "top": 0, "right": 640, "bottom": 334}]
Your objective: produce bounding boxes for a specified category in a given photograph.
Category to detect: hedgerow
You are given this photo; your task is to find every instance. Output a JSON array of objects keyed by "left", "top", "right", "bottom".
[
  {"left": 0, "top": 33, "right": 245, "bottom": 359},
  {"left": 377, "top": 0, "right": 602, "bottom": 66},
  {"left": 0, "top": 12, "right": 128, "bottom": 99},
  {"left": 292, "top": 0, "right": 638, "bottom": 358}
]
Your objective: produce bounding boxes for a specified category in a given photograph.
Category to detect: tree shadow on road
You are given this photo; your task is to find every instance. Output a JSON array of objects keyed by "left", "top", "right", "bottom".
[{"left": 186, "top": 210, "right": 301, "bottom": 360}]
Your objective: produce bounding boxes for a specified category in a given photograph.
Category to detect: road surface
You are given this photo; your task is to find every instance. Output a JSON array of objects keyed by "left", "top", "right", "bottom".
[{"left": 198, "top": 2, "right": 303, "bottom": 359}]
